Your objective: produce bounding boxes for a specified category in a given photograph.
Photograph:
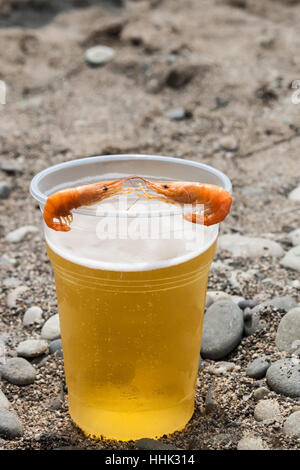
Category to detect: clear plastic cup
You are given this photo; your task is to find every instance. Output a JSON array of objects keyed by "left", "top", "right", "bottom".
[{"left": 30, "top": 154, "right": 231, "bottom": 441}]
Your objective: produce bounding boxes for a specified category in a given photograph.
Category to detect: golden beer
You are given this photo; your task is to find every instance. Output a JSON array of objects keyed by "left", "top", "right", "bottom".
[
  {"left": 47, "top": 240, "right": 216, "bottom": 440},
  {"left": 30, "top": 154, "right": 231, "bottom": 441}
]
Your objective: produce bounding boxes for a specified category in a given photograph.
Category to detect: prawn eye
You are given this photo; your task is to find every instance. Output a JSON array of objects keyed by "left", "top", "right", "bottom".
[
  {"left": 163, "top": 184, "right": 168, "bottom": 189},
  {"left": 103, "top": 185, "right": 108, "bottom": 191}
]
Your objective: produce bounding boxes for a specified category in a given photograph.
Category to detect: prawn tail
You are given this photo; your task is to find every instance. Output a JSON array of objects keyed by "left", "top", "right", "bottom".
[
  {"left": 204, "top": 194, "right": 232, "bottom": 226},
  {"left": 43, "top": 198, "right": 72, "bottom": 232},
  {"left": 185, "top": 192, "right": 232, "bottom": 226}
]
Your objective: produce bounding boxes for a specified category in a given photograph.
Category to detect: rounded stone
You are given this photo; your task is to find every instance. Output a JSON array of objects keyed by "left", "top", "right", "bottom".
[
  {"left": 275, "top": 307, "right": 300, "bottom": 353},
  {"left": 216, "top": 96, "right": 230, "bottom": 108},
  {"left": 6, "top": 286, "right": 28, "bottom": 309},
  {"left": 201, "top": 300, "right": 244, "bottom": 360},
  {"left": 246, "top": 357, "right": 271, "bottom": 379},
  {"left": 16, "top": 339, "right": 49, "bottom": 358},
  {"left": 0, "top": 390, "right": 10, "bottom": 410},
  {"left": 219, "top": 135, "right": 239, "bottom": 151},
  {"left": 283, "top": 411, "right": 300, "bottom": 437},
  {"left": 0, "top": 357, "right": 36, "bottom": 385},
  {"left": 237, "top": 436, "right": 266, "bottom": 450},
  {"left": 41, "top": 314, "right": 60, "bottom": 341},
  {"left": 1, "top": 160, "right": 23, "bottom": 175},
  {"left": 266, "top": 358, "right": 300, "bottom": 397},
  {"left": 288, "top": 228, "right": 300, "bottom": 247},
  {"left": 0, "top": 409, "right": 23, "bottom": 439},
  {"left": 49, "top": 339, "right": 63, "bottom": 357},
  {"left": 0, "top": 182, "right": 12, "bottom": 199},
  {"left": 288, "top": 185, "right": 300, "bottom": 201},
  {"left": 85, "top": 45, "right": 115, "bottom": 66},
  {"left": 253, "top": 387, "right": 269, "bottom": 401},
  {"left": 254, "top": 399, "right": 281, "bottom": 422},
  {"left": 166, "top": 108, "right": 186, "bottom": 121},
  {"left": 218, "top": 234, "right": 284, "bottom": 258},
  {"left": 281, "top": 245, "right": 300, "bottom": 273},
  {"left": 5, "top": 226, "right": 38, "bottom": 243},
  {"left": 23, "top": 306, "right": 43, "bottom": 326}
]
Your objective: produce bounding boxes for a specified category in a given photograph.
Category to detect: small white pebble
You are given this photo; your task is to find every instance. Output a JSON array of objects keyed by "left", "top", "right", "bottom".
[
  {"left": 85, "top": 45, "right": 115, "bottom": 66},
  {"left": 23, "top": 306, "right": 43, "bottom": 326}
]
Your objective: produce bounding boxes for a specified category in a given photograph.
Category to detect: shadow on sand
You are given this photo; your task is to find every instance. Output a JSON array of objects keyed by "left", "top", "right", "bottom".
[{"left": 0, "top": 0, "right": 123, "bottom": 29}]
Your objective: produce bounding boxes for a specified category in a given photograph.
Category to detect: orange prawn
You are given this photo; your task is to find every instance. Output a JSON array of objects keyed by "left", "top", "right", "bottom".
[
  {"left": 43, "top": 178, "right": 130, "bottom": 232},
  {"left": 126, "top": 177, "right": 232, "bottom": 226}
]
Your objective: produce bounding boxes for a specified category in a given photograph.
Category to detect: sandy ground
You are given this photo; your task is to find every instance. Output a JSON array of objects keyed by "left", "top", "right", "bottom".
[{"left": 0, "top": 0, "right": 300, "bottom": 450}]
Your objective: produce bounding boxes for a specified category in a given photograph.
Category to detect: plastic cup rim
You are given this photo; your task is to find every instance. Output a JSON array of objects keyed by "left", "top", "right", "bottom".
[{"left": 30, "top": 154, "right": 232, "bottom": 219}]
